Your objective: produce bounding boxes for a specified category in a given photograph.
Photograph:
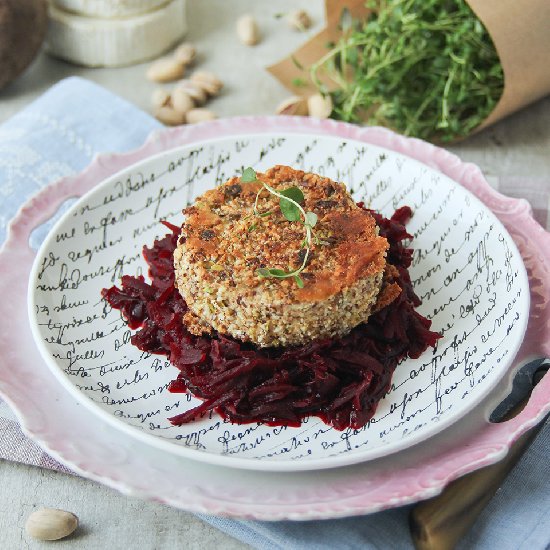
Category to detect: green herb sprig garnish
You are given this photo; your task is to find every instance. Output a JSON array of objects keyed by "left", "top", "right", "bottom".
[
  {"left": 308, "top": 0, "right": 504, "bottom": 142},
  {"left": 241, "top": 167, "right": 318, "bottom": 288}
]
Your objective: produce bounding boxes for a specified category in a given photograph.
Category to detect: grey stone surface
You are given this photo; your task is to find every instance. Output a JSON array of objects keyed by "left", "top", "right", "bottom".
[
  {"left": 0, "top": 459, "right": 248, "bottom": 549},
  {"left": 1, "top": 0, "right": 549, "bottom": 548},
  {"left": 0, "top": 0, "right": 324, "bottom": 122}
]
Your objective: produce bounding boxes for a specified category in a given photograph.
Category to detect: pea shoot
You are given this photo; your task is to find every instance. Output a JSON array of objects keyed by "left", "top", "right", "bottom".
[{"left": 308, "top": 0, "right": 504, "bottom": 142}]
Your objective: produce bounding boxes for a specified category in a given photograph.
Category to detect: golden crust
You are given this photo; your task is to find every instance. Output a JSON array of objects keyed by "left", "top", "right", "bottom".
[
  {"left": 174, "top": 165, "right": 390, "bottom": 347},
  {"left": 183, "top": 310, "right": 213, "bottom": 336},
  {"left": 180, "top": 165, "right": 388, "bottom": 304},
  {"left": 373, "top": 264, "right": 402, "bottom": 313}
]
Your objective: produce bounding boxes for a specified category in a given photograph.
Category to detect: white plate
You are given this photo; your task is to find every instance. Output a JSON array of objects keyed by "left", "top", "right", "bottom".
[{"left": 27, "top": 131, "right": 530, "bottom": 471}]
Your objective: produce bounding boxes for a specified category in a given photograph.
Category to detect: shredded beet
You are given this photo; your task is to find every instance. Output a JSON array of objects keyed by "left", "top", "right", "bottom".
[{"left": 101, "top": 208, "right": 440, "bottom": 431}]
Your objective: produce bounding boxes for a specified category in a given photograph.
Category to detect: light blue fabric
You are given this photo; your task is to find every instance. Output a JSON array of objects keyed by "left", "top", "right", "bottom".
[
  {"left": 202, "top": 418, "right": 550, "bottom": 549},
  {"left": 1, "top": 77, "right": 548, "bottom": 550},
  {"left": 0, "top": 76, "right": 161, "bottom": 246}
]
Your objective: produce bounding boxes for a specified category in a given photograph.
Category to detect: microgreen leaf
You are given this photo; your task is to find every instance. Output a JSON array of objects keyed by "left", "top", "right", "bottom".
[
  {"left": 257, "top": 268, "right": 289, "bottom": 278},
  {"left": 279, "top": 187, "right": 304, "bottom": 222},
  {"left": 279, "top": 201, "right": 301, "bottom": 222},
  {"left": 248, "top": 223, "right": 257, "bottom": 232},
  {"left": 252, "top": 184, "right": 315, "bottom": 288},
  {"left": 305, "top": 211, "right": 318, "bottom": 228},
  {"left": 267, "top": 269, "right": 289, "bottom": 277},
  {"left": 279, "top": 186, "right": 304, "bottom": 203},
  {"left": 241, "top": 167, "right": 258, "bottom": 183}
]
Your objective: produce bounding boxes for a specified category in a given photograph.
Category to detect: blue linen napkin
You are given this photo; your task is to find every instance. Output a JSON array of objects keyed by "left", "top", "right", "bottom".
[
  {"left": 0, "top": 76, "right": 162, "bottom": 245},
  {"left": 204, "top": 417, "right": 550, "bottom": 549},
  {"left": 0, "top": 77, "right": 548, "bottom": 550}
]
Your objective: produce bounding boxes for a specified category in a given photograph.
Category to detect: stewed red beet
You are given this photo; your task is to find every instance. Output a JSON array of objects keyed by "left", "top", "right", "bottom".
[{"left": 101, "top": 207, "right": 440, "bottom": 430}]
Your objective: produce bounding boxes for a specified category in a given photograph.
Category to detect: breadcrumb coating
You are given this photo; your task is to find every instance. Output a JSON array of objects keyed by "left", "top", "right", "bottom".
[{"left": 174, "top": 165, "right": 390, "bottom": 347}]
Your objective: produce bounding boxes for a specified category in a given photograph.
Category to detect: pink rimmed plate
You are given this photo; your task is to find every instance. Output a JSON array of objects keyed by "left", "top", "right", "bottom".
[
  {"left": 26, "top": 125, "right": 529, "bottom": 471},
  {"left": 0, "top": 117, "right": 549, "bottom": 518}
]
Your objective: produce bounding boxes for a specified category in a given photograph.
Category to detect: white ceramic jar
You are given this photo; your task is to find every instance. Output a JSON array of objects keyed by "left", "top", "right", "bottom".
[
  {"left": 51, "top": 0, "right": 170, "bottom": 18},
  {"left": 46, "top": 0, "right": 187, "bottom": 67}
]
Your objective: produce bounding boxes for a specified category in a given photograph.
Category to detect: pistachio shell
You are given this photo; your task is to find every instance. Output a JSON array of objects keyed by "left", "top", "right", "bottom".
[
  {"left": 185, "top": 108, "right": 217, "bottom": 124},
  {"left": 191, "top": 71, "right": 223, "bottom": 96},
  {"left": 146, "top": 58, "right": 184, "bottom": 82},
  {"left": 307, "top": 93, "right": 333, "bottom": 119},
  {"left": 288, "top": 10, "right": 312, "bottom": 31},
  {"left": 151, "top": 88, "right": 171, "bottom": 109},
  {"left": 155, "top": 106, "right": 186, "bottom": 126},
  {"left": 172, "top": 87, "right": 195, "bottom": 115},
  {"left": 175, "top": 80, "right": 207, "bottom": 106},
  {"left": 25, "top": 508, "right": 78, "bottom": 541},
  {"left": 276, "top": 96, "right": 308, "bottom": 116},
  {"left": 236, "top": 14, "right": 260, "bottom": 46},
  {"left": 173, "top": 43, "right": 196, "bottom": 66}
]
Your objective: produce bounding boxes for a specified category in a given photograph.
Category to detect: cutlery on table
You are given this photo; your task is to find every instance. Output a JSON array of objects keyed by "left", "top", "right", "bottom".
[{"left": 410, "top": 364, "right": 549, "bottom": 550}]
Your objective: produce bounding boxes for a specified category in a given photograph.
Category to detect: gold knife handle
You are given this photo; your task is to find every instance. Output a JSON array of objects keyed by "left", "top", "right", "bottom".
[{"left": 409, "top": 365, "right": 549, "bottom": 550}]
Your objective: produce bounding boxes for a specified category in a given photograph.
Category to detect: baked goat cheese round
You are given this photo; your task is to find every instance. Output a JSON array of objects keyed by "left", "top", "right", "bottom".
[{"left": 173, "top": 165, "right": 389, "bottom": 347}]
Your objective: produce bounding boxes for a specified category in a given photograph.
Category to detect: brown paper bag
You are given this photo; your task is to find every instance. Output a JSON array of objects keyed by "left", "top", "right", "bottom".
[
  {"left": 468, "top": 0, "right": 550, "bottom": 129},
  {"left": 268, "top": 0, "right": 370, "bottom": 97},
  {"left": 268, "top": 0, "right": 550, "bottom": 135}
]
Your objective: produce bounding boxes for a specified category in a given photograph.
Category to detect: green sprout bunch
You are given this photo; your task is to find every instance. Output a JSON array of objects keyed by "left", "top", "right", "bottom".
[
  {"left": 241, "top": 167, "right": 318, "bottom": 288},
  {"left": 309, "top": 0, "right": 504, "bottom": 142}
]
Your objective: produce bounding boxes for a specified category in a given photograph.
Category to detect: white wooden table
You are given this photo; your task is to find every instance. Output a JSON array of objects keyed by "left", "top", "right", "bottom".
[{"left": 1, "top": 1, "right": 549, "bottom": 548}]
